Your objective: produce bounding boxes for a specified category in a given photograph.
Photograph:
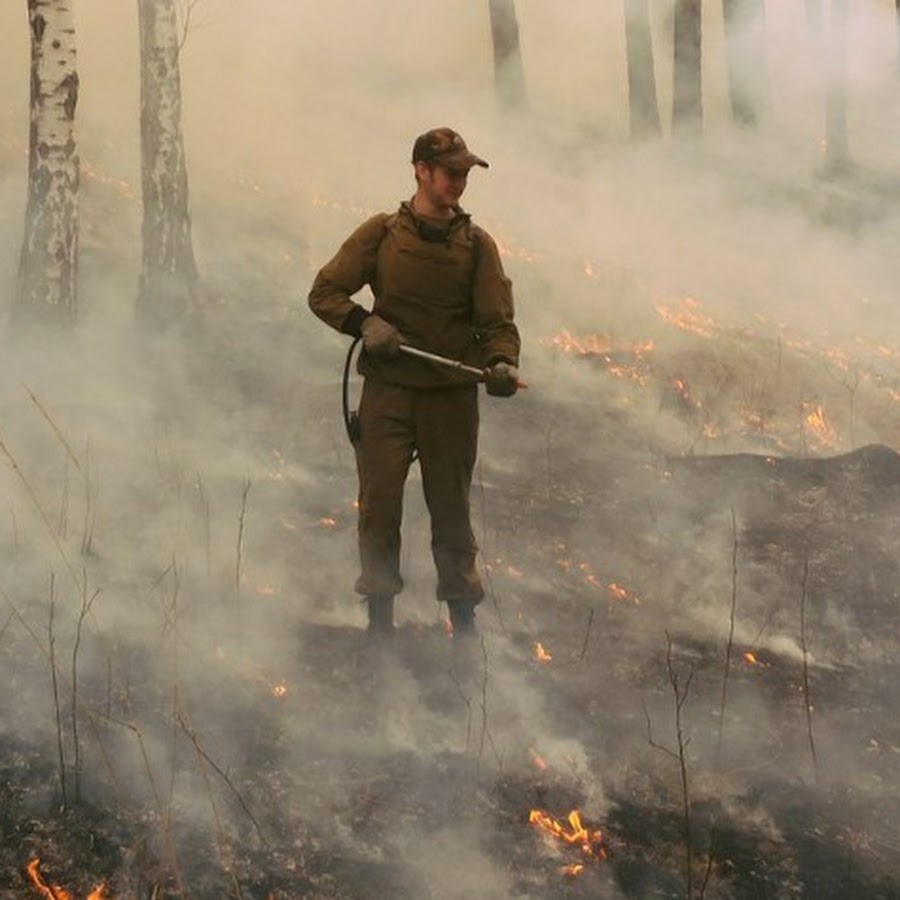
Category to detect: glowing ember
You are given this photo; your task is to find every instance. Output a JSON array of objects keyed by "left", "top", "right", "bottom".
[
  {"left": 26, "top": 858, "right": 108, "bottom": 900},
  {"left": 529, "top": 747, "right": 549, "bottom": 771},
  {"left": 528, "top": 809, "right": 607, "bottom": 871},
  {"left": 534, "top": 642, "right": 553, "bottom": 663},
  {"left": 319, "top": 516, "right": 338, "bottom": 528},
  {"left": 272, "top": 681, "right": 288, "bottom": 698},
  {"left": 654, "top": 297, "right": 717, "bottom": 337},
  {"left": 607, "top": 582, "right": 640, "bottom": 605},
  {"left": 742, "top": 651, "right": 768, "bottom": 667},
  {"left": 543, "top": 330, "right": 653, "bottom": 384}
]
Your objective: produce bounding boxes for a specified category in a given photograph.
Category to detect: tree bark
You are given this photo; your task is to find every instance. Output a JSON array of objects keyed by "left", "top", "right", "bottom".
[
  {"left": 823, "top": 0, "right": 850, "bottom": 174},
  {"left": 722, "top": 0, "right": 768, "bottom": 127},
  {"left": 488, "top": 0, "right": 527, "bottom": 110},
  {"left": 672, "top": 0, "right": 703, "bottom": 137},
  {"left": 13, "top": 0, "right": 80, "bottom": 328},
  {"left": 624, "top": 0, "right": 661, "bottom": 138},
  {"left": 895, "top": 0, "right": 900, "bottom": 77},
  {"left": 137, "top": 0, "right": 198, "bottom": 329}
]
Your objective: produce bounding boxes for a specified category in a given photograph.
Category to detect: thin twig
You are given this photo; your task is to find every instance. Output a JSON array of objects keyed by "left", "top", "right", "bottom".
[
  {"left": 72, "top": 571, "right": 101, "bottom": 805},
  {"left": 645, "top": 632, "right": 696, "bottom": 899},
  {"left": 235, "top": 479, "right": 251, "bottom": 612},
  {"left": 23, "top": 384, "right": 84, "bottom": 474},
  {"left": 475, "top": 459, "right": 508, "bottom": 636},
  {"left": 0, "top": 434, "right": 81, "bottom": 591},
  {"left": 579, "top": 606, "right": 595, "bottom": 663},
  {"left": 48, "top": 581, "right": 68, "bottom": 811},
  {"left": 196, "top": 472, "right": 211, "bottom": 577},
  {"left": 799, "top": 556, "right": 819, "bottom": 781},
  {"left": 80, "top": 437, "right": 96, "bottom": 557},
  {"left": 717, "top": 506, "right": 739, "bottom": 757},
  {"left": 177, "top": 713, "right": 263, "bottom": 839},
  {"left": 476, "top": 636, "right": 503, "bottom": 772}
]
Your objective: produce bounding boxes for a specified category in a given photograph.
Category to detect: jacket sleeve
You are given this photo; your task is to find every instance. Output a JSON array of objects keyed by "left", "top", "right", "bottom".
[
  {"left": 472, "top": 228, "right": 521, "bottom": 367},
  {"left": 308, "top": 214, "right": 389, "bottom": 337}
]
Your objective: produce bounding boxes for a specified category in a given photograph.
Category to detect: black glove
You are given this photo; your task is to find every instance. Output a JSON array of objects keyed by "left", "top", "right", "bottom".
[
  {"left": 485, "top": 361, "right": 519, "bottom": 397},
  {"left": 361, "top": 314, "right": 402, "bottom": 357}
]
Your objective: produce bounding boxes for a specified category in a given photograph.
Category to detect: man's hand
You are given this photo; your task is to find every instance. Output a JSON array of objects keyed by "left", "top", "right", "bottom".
[
  {"left": 485, "top": 361, "right": 519, "bottom": 397},
  {"left": 361, "top": 314, "right": 402, "bottom": 357}
]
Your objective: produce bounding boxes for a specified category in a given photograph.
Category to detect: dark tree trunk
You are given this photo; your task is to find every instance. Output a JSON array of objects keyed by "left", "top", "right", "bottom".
[
  {"left": 673, "top": 0, "right": 703, "bottom": 137},
  {"left": 722, "top": 0, "right": 768, "bottom": 127},
  {"left": 488, "top": 0, "right": 527, "bottom": 110},
  {"left": 624, "top": 0, "right": 661, "bottom": 138},
  {"left": 896, "top": 0, "right": 900, "bottom": 76},
  {"left": 823, "top": 0, "right": 850, "bottom": 174},
  {"left": 13, "top": 0, "right": 80, "bottom": 328},
  {"left": 806, "top": 0, "right": 824, "bottom": 29},
  {"left": 137, "top": 0, "right": 198, "bottom": 329}
]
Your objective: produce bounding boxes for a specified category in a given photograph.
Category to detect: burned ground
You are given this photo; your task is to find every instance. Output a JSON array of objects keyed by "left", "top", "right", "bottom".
[{"left": 2, "top": 277, "right": 900, "bottom": 900}]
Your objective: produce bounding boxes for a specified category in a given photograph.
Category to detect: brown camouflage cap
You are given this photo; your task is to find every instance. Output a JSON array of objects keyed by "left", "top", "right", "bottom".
[{"left": 411, "top": 127, "right": 489, "bottom": 170}]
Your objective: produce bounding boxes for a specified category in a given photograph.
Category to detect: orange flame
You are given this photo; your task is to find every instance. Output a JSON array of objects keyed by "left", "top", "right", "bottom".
[
  {"left": 534, "top": 642, "right": 553, "bottom": 663},
  {"left": 802, "top": 403, "right": 839, "bottom": 448},
  {"left": 26, "top": 859, "right": 108, "bottom": 900},
  {"left": 655, "top": 297, "right": 716, "bottom": 337},
  {"left": 529, "top": 809, "right": 607, "bottom": 870}
]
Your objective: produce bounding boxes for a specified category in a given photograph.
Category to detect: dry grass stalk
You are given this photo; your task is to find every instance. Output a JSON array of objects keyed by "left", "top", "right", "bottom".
[
  {"left": 799, "top": 556, "right": 819, "bottom": 780},
  {"left": 177, "top": 711, "right": 263, "bottom": 840},
  {"left": 717, "top": 506, "right": 739, "bottom": 757},
  {"left": 235, "top": 478, "right": 251, "bottom": 613},
  {"left": 644, "top": 631, "right": 697, "bottom": 899},
  {"left": 47, "top": 579, "right": 68, "bottom": 810},
  {"left": 71, "top": 569, "right": 101, "bottom": 805}
]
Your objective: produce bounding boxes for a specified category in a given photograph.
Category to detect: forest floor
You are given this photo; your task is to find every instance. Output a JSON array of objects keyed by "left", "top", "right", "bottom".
[
  {"left": 2, "top": 282, "right": 900, "bottom": 899},
  {"left": 3, "top": 157, "right": 900, "bottom": 898}
]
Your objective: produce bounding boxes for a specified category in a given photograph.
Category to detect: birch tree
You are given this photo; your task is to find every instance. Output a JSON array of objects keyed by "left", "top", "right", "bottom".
[
  {"left": 624, "top": 0, "right": 661, "bottom": 138},
  {"left": 488, "top": 0, "right": 527, "bottom": 111},
  {"left": 672, "top": 0, "right": 703, "bottom": 137},
  {"left": 12, "top": 0, "right": 80, "bottom": 328},
  {"left": 137, "top": 0, "right": 198, "bottom": 329}
]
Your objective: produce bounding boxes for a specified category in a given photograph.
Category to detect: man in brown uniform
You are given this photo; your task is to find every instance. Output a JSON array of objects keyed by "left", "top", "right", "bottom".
[{"left": 308, "top": 127, "right": 521, "bottom": 638}]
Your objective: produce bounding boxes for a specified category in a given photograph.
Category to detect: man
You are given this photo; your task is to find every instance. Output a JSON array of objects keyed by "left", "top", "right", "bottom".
[{"left": 308, "top": 127, "right": 521, "bottom": 638}]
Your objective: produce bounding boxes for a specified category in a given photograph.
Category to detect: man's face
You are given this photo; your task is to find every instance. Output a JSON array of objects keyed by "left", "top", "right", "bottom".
[{"left": 419, "top": 162, "right": 470, "bottom": 210}]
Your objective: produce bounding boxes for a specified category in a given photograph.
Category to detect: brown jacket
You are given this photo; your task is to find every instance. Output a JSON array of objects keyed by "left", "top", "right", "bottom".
[{"left": 308, "top": 201, "right": 520, "bottom": 389}]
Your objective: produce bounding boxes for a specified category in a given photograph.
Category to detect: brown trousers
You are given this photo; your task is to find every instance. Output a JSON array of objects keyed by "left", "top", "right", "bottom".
[{"left": 353, "top": 380, "right": 484, "bottom": 606}]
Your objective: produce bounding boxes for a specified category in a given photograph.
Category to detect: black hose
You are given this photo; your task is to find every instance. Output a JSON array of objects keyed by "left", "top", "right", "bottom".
[{"left": 342, "top": 336, "right": 362, "bottom": 445}]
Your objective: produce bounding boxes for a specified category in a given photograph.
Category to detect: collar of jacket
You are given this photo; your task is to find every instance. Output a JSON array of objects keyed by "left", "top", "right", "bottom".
[{"left": 399, "top": 200, "right": 472, "bottom": 240}]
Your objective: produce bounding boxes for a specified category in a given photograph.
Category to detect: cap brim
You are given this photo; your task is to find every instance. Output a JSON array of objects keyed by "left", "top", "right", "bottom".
[{"left": 434, "top": 150, "right": 489, "bottom": 170}]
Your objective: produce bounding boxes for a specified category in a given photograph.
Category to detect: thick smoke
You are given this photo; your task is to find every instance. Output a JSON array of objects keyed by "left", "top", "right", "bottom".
[{"left": 1, "top": 1, "right": 900, "bottom": 896}]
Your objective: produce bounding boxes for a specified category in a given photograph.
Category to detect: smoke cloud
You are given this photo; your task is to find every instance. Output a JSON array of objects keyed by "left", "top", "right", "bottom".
[{"left": 1, "top": 1, "right": 900, "bottom": 896}]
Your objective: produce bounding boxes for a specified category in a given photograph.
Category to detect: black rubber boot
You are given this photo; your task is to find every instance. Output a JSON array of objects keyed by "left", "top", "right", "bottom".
[
  {"left": 366, "top": 594, "right": 395, "bottom": 636},
  {"left": 448, "top": 600, "right": 477, "bottom": 637}
]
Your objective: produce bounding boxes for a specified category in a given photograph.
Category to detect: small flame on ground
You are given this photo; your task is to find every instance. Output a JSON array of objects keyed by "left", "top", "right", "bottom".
[
  {"left": 534, "top": 642, "right": 553, "bottom": 663},
  {"left": 607, "top": 582, "right": 640, "bottom": 605},
  {"left": 802, "top": 403, "right": 839, "bottom": 448},
  {"left": 528, "top": 809, "right": 607, "bottom": 873},
  {"left": 26, "top": 858, "right": 108, "bottom": 900},
  {"left": 655, "top": 297, "right": 717, "bottom": 338}
]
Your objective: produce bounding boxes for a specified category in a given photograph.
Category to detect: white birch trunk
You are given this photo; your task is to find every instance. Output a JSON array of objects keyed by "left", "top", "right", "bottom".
[
  {"left": 14, "top": 0, "right": 80, "bottom": 326},
  {"left": 137, "top": 0, "right": 197, "bottom": 328}
]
